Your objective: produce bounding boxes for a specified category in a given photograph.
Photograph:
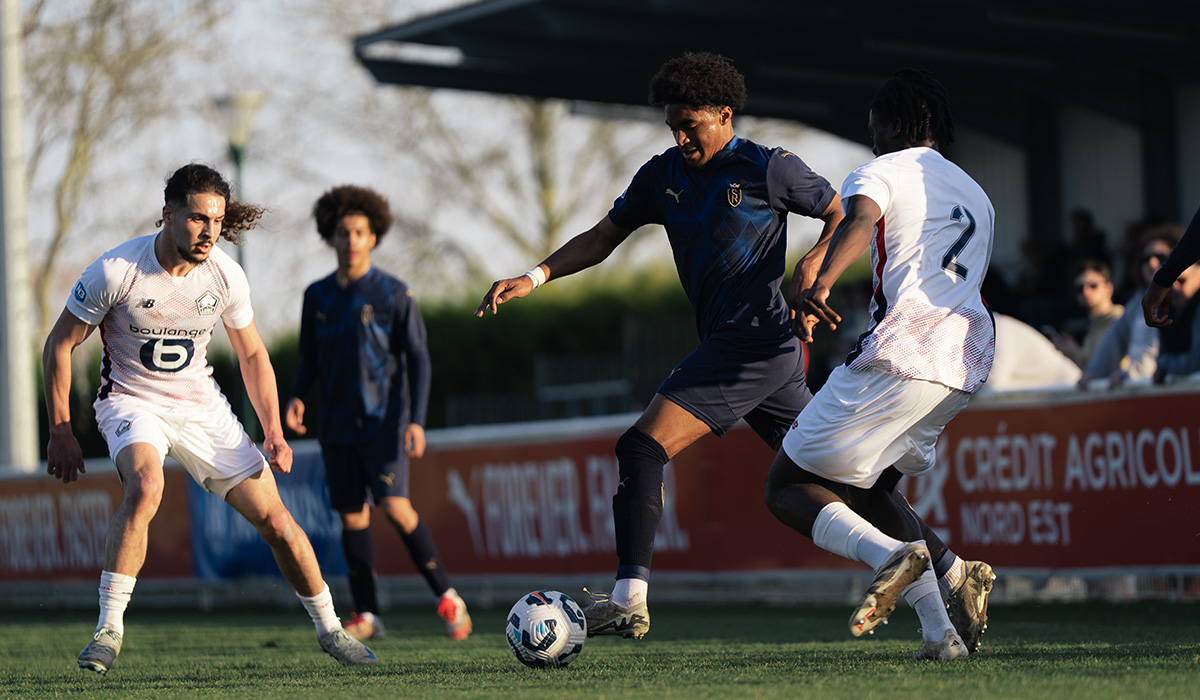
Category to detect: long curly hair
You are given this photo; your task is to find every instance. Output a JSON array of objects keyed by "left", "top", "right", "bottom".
[
  {"left": 648, "top": 52, "right": 747, "bottom": 111},
  {"left": 869, "top": 68, "right": 956, "bottom": 148},
  {"left": 312, "top": 185, "right": 394, "bottom": 243},
  {"left": 160, "top": 163, "right": 265, "bottom": 244}
]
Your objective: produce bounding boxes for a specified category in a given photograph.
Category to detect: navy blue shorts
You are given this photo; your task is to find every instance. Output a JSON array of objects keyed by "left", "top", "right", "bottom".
[
  {"left": 657, "top": 331, "right": 812, "bottom": 448},
  {"left": 319, "top": 428, "right": 410, "bottom": 511}
]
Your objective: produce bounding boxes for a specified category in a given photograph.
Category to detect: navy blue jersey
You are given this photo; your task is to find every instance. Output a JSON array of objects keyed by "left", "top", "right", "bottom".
[
  {"left": 608, "top": 135, "right": 836, "bottom": 341},
  {"left": 291, "top": 267, "right": 430, "bottom": 444}
]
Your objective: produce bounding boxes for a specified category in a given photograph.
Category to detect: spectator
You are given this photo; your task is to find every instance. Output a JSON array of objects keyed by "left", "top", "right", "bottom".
[
  {"left": 1079, "top": 227, "right": 1180, "bottom": 388},
  {"left": 1049, "top": 259, "right": 1123, "bottom": 368}
]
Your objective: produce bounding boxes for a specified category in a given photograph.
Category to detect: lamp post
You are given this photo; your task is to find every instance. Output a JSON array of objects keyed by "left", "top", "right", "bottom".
[{"left": 214, "top": 91, "right": 263, "bottom": 439}]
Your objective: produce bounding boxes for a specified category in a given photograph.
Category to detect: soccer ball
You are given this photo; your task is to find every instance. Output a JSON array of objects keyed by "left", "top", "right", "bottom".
[{"left": 504, "top": 590, "right": 587, "bottom": 668}]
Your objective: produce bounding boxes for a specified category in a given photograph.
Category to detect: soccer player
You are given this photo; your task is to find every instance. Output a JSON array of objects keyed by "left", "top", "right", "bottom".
[
  {"left": 43, "top": 164, "right": 377, "bottom": 674},
  {"left": 1143, "top": 205, "right": 1200, "bottom": 328},
  {"left": 476, "top": 53, "right": 985, "bottom": 646},
  {"left": 286, "top": 185, "right": 471, "bottom": 642},
  {"left": 767, "top": 69, "right": 995, "bottom": 660}
]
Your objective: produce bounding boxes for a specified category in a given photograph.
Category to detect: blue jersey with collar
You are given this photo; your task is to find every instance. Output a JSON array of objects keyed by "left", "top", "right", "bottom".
[
  {"left": 291, "top": 266, "right": 430, "bottom": 444},
  {"left": 608, "top": 135, "right": 835, "bottom": 341}
]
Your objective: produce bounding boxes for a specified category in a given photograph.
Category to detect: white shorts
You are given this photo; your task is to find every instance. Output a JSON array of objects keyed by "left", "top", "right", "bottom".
[
  {"left": 94, "top": 394, "right": 266, "bottom": 499},
  {"left": 781, "top": 366, "right": 971, "bottom": 488}
]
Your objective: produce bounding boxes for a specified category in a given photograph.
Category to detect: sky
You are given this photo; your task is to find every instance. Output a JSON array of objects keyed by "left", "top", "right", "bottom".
[{"left": 25, "top": 0, "right": 873, "bottom": 343}]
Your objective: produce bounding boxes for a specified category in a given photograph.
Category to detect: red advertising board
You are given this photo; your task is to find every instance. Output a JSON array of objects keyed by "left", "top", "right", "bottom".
[{"left": 3, "top": 387, "right": 1198, "bottom": 587}]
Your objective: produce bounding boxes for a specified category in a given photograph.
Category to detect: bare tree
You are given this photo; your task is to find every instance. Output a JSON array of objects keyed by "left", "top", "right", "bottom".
[
  {"left": 259, "top": 1, "right": 664, "bottom": 295},
  {"left": 23, "top": 0, "right": 224, "bottom": 342}
]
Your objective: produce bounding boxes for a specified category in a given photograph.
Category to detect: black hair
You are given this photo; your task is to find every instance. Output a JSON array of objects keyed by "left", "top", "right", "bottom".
[
  {"left": 160, "top": 163, "right": 264, "bottom": 243},
  {"left": 312, "top": 185, "right": 393, "bottom": 243},
  {"left": 648, "top": 52, "right": 747, "bottom": 111},
  {"left": 869, "top": 68, "right": 955, "bottom": 148}
]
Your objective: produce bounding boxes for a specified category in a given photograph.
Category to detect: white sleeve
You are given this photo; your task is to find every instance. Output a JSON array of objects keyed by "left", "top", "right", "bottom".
[
  {"left": 220, "top": 257, "right": 255, "bottom": 330},
  {"left": 840, "top": 161, "right": 893, "bottom": 216},
  {"left": 64, "top": 256, "right": 123, "bottom": 326}
]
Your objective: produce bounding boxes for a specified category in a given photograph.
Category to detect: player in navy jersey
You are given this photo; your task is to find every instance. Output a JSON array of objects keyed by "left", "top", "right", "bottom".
[
  {"left": 287, "top": 185, "right": 471, "bottom": 642},
  {"left": 476, "top": 52, "right": 849, "bottom": 639},
  {"left": 768, "top": 69, "right": 996, "bottom": 660}
]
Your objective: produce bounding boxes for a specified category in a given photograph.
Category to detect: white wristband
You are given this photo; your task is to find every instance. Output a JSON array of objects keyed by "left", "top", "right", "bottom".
[{"left": 524, "top": 266, "right": 546, "bottom": 289}]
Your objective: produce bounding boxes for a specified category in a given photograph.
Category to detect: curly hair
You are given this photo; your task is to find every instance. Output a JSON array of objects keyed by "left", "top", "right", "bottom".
[
  {"left": 869, "top": 68, "right": 955, "bottom": 148},
  {"left": 160, "top": 163, "right": 265, "bottom": 244},
  {"left": 312, "top": 185, "right": 394, "bottom": 243},
  {"left": 648, "top": 52, "right": 747, "bottom": 111}
]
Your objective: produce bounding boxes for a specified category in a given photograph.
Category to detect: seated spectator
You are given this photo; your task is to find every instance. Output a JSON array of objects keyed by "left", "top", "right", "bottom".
[
  {"left": 980, "top": 314, "right": 1081, "bottom": 394},
  {"left": 1049, "top": 259, "right": 1123, "bottom": 368},
  {"left": 1154, "top": 262, "right": 1200, "bottom": 383},
  {"left": 1079, "top": 227, "right": 1180, "bottom": 388}
]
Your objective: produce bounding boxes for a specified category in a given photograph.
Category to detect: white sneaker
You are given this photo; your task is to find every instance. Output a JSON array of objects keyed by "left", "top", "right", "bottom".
[
  {"left": 78, "top": 627, "right": 122, "bottom": 675},
  {"left": 318, "top": 628, "right": 378, "bottom": 665}
]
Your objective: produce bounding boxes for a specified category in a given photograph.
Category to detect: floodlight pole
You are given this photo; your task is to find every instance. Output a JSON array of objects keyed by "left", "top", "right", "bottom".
[{"left": 214, "top": 92, "right": 263, "bottom": 440}]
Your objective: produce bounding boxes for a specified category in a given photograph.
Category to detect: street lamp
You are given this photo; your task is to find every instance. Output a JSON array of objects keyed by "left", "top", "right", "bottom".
[{"left": 214, "top": 91, "right": 263, "bottom": 438}]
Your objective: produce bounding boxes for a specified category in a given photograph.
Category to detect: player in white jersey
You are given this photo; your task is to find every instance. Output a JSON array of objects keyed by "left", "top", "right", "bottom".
[
  {"left": 43, "top": 164, "right": 376, "bottom": 673},
  {"left": 764, "top": 70, "right": 995, "bottom": 661}
]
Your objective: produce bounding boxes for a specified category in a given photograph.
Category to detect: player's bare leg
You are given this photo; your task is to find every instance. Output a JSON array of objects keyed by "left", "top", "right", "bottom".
[
  {"left": 225, "top": 469, "right": 376, "bottom": 665},
  {"left": 79, "top": 444, "right": 165, "bottom": 675}
]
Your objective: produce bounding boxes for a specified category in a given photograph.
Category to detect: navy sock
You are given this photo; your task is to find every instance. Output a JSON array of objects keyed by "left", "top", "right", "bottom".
[
  {"left": 612, "top": 426, "right": 668, "bottom": 582},
  {"left": 341, "top": 526, "right": 378, "bottom": 615},
  {"left": 400, "top": 519, "right": 452, "bottom": 597}
]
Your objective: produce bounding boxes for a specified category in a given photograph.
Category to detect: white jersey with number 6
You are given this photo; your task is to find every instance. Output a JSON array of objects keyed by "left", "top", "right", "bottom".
[
  {"left": 66, "top": 233, "right": 254, "bottom": 409},
  {"left": 840, "top": 146, "right": 995, "bottom": 393}
]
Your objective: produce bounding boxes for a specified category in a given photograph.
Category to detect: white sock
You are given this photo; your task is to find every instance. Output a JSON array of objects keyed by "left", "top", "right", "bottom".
[
  {"left": 903, "top": 566, "right": 955, "bottom": 642},
  {"left": 612, "top": 578, "right": 648, "bottom": 607},
  {"left": 812, "top": 502, "right": 903, "bottom": 569},
  {"left": 97, "top": 571, "right": 136, "bottom": 636},
  {"left": 297, "top": 582, "right": 340, "bottom": 635},
  {"left": 939, "top": 554, "right": 965, "bottom": 597}
]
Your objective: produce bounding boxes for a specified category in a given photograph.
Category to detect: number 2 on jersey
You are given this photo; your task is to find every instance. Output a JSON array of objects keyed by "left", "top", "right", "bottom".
[{"left": 942, "top": 205, "right": 976, "bottom": 280}]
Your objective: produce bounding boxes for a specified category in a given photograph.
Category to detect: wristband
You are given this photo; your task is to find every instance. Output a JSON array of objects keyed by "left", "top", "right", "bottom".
[{"left": 524, "top": 266, "right": 547, "bottom": 289}]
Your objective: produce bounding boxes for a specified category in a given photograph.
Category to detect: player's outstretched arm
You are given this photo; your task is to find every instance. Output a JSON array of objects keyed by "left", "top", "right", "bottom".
[
  {"left": 42, "top": 309, "right": 96, "bottom": 483},
  {"left": 475, "top": 216, "right": 633, "bottom": 317},
  {"left": 797, "top": 195, "right": 880, "bottom": 342},
  {"left": 227, "top": 319, "right": 293, "bottom": 473}
]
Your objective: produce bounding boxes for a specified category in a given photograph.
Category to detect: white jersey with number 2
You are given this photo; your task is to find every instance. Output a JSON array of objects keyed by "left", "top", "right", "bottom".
[
  {"left": 840, "top": 146, "right": 995, "bottom": 393},
  {"left": 66, "top": 233, "right": 254, "bottom": 409}
]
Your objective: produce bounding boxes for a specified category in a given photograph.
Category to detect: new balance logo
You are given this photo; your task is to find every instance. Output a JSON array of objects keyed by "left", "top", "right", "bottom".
[
  {"left": 137, "top": 299, "right": 155, "bottom": 308},
  {"left": 665, "top": 188, "right": 683, "bottom": 203}
]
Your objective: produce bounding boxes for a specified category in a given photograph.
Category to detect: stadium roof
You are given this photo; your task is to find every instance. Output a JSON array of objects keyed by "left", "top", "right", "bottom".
[{"left": 353, "top": 0, "right": 1200, "bottom": 149}]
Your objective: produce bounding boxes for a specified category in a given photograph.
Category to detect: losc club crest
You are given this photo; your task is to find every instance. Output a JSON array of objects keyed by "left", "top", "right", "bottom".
[
  {"left": 195, "top": 291, "right": 219, "bottom": 316},
  {"left": 727, "top": 183, "right": 742, "bottom": 207}
]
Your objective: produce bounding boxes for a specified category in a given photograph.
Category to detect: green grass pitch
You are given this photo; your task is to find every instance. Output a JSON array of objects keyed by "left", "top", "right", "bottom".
[{"left": 2, "top": 601, "right": 1197, "bottom": 699}]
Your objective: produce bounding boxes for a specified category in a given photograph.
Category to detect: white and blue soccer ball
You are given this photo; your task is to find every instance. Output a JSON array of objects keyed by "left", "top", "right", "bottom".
[{"left": 505, "top": 590, "right": 587, "bottom": 669}]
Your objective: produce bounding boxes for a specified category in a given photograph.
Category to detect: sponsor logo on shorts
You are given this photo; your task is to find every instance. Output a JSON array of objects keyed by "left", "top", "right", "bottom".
[
  {"left": 73, "top": 281, "right": 87, "bottom": 302},
  {"left": 196, "top": 291, "right": 219, "bottom": 316},
  {"left": 115, "top": 420, "right": 131, "bottom": 437}
]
